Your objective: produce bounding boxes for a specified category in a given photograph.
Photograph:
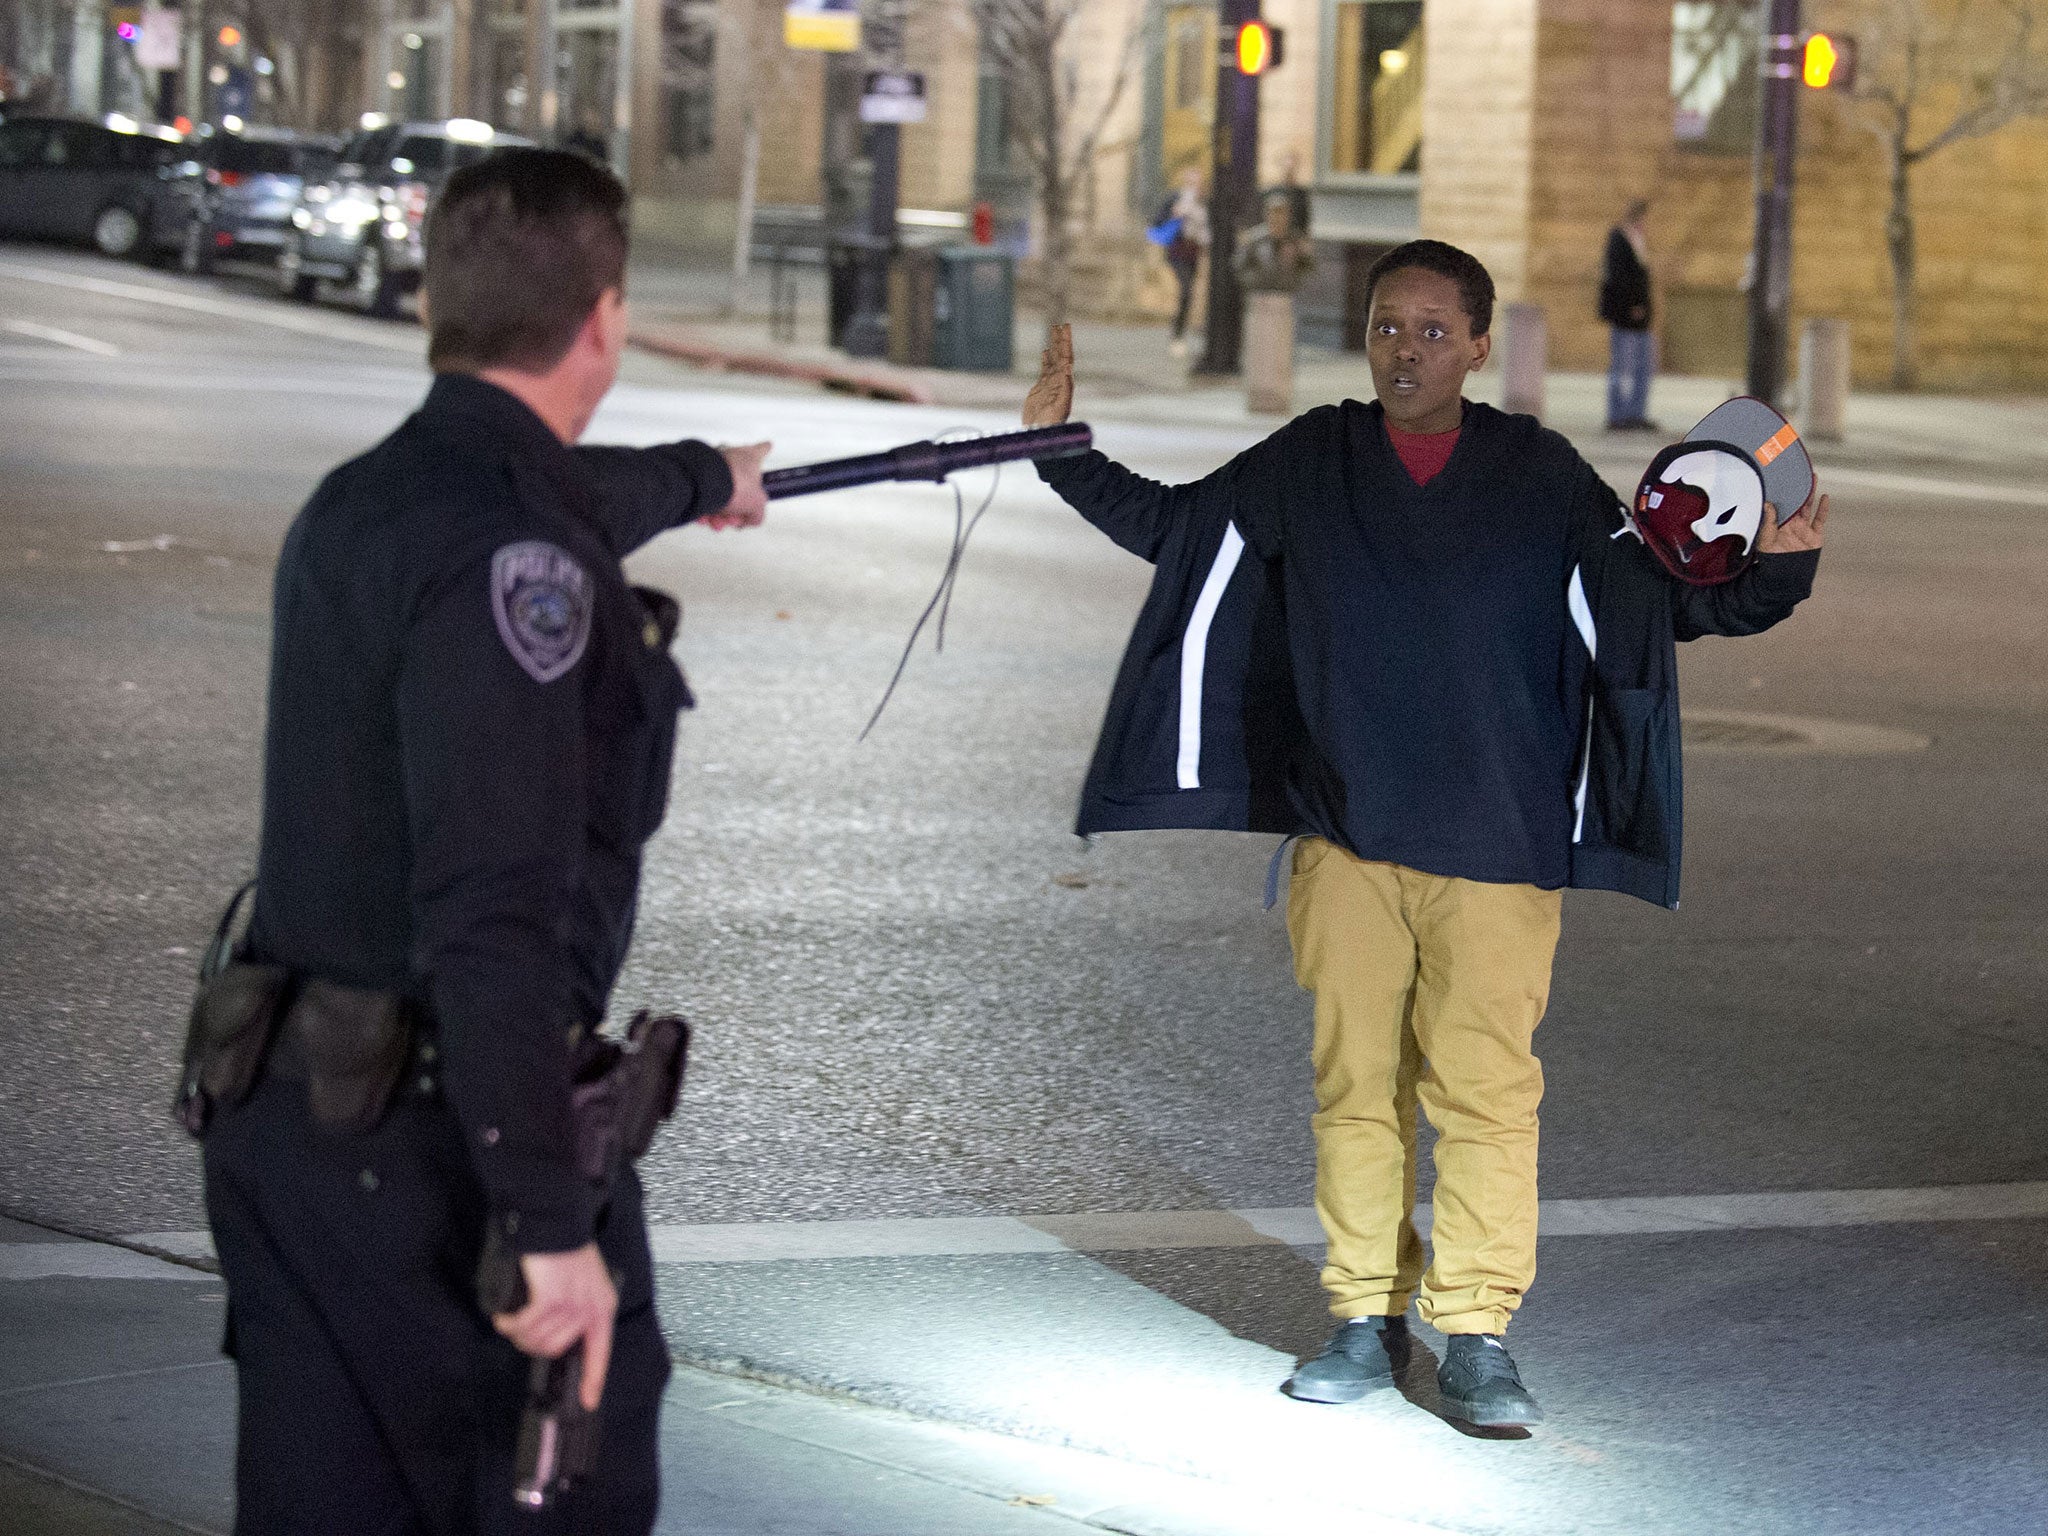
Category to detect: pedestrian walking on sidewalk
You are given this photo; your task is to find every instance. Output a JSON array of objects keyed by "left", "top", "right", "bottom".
[
  {"left": 191, "top": 149, "right": 769, "bottom": 1532},
  {"left": 1152, "top": 167, "right": 1210, "bottom": 359},
  {"left": 1600, "top": 197, "right": 1657, "bottom": 430},
  {"left": 1021, "top": 242, "right": 1828, "bottom": 1428}
]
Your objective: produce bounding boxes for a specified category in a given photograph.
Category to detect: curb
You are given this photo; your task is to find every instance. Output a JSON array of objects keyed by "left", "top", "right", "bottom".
[{"left": 628, "top": 324, "right": 936, "bottom": 405}]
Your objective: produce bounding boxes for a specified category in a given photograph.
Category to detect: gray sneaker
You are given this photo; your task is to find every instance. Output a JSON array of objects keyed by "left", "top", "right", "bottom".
[
  {"left": 1436, "top": 1334, "right": 1544, "bottom": 1427},
  {"left": 1282, "top": 1317, "right": 1410, "bottom": 1403}
]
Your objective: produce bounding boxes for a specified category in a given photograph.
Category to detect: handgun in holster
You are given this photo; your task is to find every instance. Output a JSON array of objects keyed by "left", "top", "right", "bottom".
[{"left": 475, "top": 1009, "right": 689, "bottom": 1511}]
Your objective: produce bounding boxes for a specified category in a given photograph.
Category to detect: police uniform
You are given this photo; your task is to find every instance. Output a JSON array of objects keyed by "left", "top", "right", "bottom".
[{"left": 203, "top": 373, "right": 734, "bottom": 1533}]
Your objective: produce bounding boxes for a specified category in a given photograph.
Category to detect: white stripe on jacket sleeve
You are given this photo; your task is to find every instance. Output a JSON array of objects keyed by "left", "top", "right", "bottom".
[
  {"left": 1568, "top": 563, "right": 1597, "bottom": 842},
  {"left": 1177, "top": 522, "right": 1247, "bottom": 790}
]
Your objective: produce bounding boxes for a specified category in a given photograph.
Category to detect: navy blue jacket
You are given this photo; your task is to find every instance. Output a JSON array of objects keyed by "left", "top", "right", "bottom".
[
  {"left": 1039, "top": 399, "right": 1820, "bottom": 909},
  {"left": 251, "top": 374, "right": 733, "bottom": 1253}
]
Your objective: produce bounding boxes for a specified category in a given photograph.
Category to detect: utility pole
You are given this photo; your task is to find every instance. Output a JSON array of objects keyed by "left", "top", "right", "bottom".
[
  {"left": 1195, "top": 0, "right": 1261, "bottom": 376},
  {"left": 840, "top": 0, "right": 906, "bottom": 358},
  {"left": 1746, "top": 0, "right": 1802, "bottom": 408}
]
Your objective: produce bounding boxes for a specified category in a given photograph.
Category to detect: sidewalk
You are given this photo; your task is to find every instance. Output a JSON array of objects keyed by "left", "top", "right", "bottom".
[
  {"left": 625, "top": 253, "right": 2048, "bottom": 484},
  {"left": 0, "top": 1214, "right": 1438, "bottom": 1536}
]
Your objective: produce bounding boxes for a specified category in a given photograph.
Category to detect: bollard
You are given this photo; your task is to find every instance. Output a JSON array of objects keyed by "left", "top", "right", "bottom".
[
  {"left": 1798, "top": 317, "right": 1849, "bottom": 442},
  {"left": 1244, "top": 291, "right": 1297, "bottom": 416},
  {"left": 1499, "top": 302, "right": 1546, "bottom": 419}
]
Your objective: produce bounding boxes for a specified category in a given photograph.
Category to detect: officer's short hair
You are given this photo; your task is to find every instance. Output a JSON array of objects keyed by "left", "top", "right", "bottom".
[
  {"left": 1362, "top": 239, "right": 1495, "bottom": 338},
  {"left": 424, "top": 147, "right": 628, "bottom": 373}
]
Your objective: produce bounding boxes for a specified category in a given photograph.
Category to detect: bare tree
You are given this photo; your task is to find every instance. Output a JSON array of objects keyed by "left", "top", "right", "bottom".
[
  {"left": 1849, "top": 0, "right": 2048, "bottom": 387},
  {"left": 713, "top": 0, "right": 808, "bottom": 315},
  {"left": 969, "top": 0, "right": 1143, "bottom": 332}
]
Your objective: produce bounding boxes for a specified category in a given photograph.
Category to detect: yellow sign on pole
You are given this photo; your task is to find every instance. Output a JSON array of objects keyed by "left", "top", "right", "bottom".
[{"left": 785, "top": 0, "right": 862, "bottom": 52}]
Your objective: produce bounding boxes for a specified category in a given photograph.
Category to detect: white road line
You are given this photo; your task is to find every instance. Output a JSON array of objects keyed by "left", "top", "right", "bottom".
[
  {"left": 1813, "top": 464, "right": 2048, "bottom": 509},
  {"left": 105, "top": 1180, "right": 2048, "bottom": 1274},
  {"left": 0, "top": 260, "right": 423, "bottom": 354},
  {"left": 0, "top": 1244, "right": 211, "bottom": 1282},
  {"left": 0, "top": 365, "right": 421, "bottom": 399},
  {"left": 3, "top": 317, "right": 120, "bottom": 356}
]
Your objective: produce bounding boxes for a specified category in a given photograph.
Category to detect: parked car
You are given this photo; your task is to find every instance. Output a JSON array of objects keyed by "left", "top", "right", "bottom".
[
  {"left": 0, "top": 115, "right": 181, "bottom": 257},
  {"left": 279, "top": 118, "right": 532, "bottom": 316},
  {"left": 146, "top": 126, "right": 340, "bottom": 274}
]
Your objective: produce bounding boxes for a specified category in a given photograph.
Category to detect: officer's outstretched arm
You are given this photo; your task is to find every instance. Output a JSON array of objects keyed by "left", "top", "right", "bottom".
[{"left": 574, "top": 438, "right": 746, "bottom": 555}]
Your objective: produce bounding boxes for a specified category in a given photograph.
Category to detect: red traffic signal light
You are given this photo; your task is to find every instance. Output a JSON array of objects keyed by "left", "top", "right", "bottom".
[
  {"left": 1802, "top": 32, "right": 1856, "bottom": 90},
  {"left": 1235, "top": 21, "right": 1284, "bottom": 75}
]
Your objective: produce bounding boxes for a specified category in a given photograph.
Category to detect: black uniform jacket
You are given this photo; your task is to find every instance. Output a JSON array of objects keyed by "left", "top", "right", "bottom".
[
  {"left": 250, "top": 373, "right": 734, "bottom": 1254},
  {"left": 1038, "top": 399, "right": 1821, "bottom": 910}
]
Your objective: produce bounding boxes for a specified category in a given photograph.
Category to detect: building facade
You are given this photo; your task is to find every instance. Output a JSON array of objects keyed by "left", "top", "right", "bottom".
[{"left": 8, "top": 1, "right": 2042, "bottom": 388}]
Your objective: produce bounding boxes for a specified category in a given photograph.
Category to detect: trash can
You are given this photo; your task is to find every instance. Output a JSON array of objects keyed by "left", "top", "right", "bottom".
[
  {"left": 826, "top": 239, "right": 863, "bottom": 349},
  {"left": 932, "top": 247, "right": 1014, "bottom": 372},
  {"left": 887, "top": 248, "right": 938, "bottom": 366}
]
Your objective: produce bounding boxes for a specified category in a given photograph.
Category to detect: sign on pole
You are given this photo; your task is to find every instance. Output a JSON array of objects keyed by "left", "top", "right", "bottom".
[
  {"left": 858, "top": 71, "right": 927, "bottom": 125},
  {"left": 785, "top": 0, "right": 861, "bottom": 52},
  {"left": 137, "top": 7, "right": 183, "bottom": 72}
]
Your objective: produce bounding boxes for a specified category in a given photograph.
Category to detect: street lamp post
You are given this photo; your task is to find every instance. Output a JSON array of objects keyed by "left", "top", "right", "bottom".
[
  {"left": 1746, "top": 0, "right": 1802, "bottom": 409},
  {"left": 1195, "top": 0, "right": 1262, "bottom": 377},
  {"left": 840, "top": 0, "right": 907, "bottom": 359}
]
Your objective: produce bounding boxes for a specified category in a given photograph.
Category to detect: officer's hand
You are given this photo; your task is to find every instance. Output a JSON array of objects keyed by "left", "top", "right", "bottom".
[
  {"left": 1023, "top": 323, "right": 1073, "bottom": 427},
  {"left": 705, "top": 442, "right": 771, "bottom": 530},
  {"left": 494, "top": 1242, "right": 616, "bottom": 1412},
  {"left": 1758, "top": 491, "right": 1829, "bottom": 555}
]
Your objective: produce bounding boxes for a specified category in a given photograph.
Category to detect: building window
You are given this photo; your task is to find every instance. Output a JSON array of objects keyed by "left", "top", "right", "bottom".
[
  {"left": 1672, "top": 1, "right": 1759, "bottom": 153},
  {"left": 660, "top": 0, "right": 716, "bottom": 161},
  {"left": 1330, "top": 0, "right": 1423, "bottom": 176}
]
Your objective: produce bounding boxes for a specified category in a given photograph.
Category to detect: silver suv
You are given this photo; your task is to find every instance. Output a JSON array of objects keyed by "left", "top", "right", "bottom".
[{"left": 278, "top": 118, "right": 533, "bottom": 316}]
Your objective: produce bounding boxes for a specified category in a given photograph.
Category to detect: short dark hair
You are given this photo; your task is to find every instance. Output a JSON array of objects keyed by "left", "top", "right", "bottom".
[
  {"left": 1362, "top": 240, "right": 1496, "bottom": 337},
  {"left": 424, "top": 147, "right": 628, "bottom": 373}
]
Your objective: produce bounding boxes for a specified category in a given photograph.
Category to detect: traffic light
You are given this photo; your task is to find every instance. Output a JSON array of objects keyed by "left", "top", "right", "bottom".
[
  {"left": 1802, "top": 32, "right": 1856, "bottom": 90},
  {"left": 1234, "top": 20, "right": 1284, "bottom": 75}
]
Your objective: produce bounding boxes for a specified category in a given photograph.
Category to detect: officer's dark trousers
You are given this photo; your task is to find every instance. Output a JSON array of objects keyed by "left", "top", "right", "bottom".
[{"left": 202, "top": 1071, "right": 670, "bottom": 1535}]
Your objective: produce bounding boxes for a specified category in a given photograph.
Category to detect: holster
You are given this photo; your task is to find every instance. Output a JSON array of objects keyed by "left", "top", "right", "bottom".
[
  {"left": 172, "top": 882, "right": 420, "bottom": 1139},
  {"left": 175, "top": 882, "right": 287, "bottom": 1138},
  {"left": 175, "top": 959, "right": 290, "bottom": 1137},
  {"left": 567, "top": 1010, "right": 690, "bottom": 1183}
]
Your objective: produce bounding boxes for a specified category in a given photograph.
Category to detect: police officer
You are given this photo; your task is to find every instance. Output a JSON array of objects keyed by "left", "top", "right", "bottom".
[{"left": 200, "top": 148, "right": 769, "bottom": 1531}]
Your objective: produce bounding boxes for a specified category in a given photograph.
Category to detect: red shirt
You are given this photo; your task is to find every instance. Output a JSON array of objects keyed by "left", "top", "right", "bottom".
[{"left": 1385, "top": 421, "right": 1462, "bottom": 487}]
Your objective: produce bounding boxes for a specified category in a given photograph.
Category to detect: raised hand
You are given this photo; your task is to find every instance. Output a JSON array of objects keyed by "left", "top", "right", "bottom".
[
  {"left": 1759, "top": 491, "right": 1829, "bottom": 555},
  {"left": 1023, "top": 323, "right": 1074, "bottom": 428}
]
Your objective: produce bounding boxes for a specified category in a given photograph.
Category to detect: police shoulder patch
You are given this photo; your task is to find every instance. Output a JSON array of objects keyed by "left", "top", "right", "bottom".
[{"left": 491, "top": 540, "right": 592, "bottom": 684}]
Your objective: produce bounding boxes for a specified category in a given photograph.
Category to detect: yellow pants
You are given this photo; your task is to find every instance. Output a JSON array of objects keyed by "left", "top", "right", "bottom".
[{"left": 1286, "top": 839, "right": 1563, "bottom": 1336}]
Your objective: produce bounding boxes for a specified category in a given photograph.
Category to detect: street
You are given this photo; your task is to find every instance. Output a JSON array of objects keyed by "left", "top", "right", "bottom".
[{"left": 3, "top": 244, "right": 2047, "bottom": 1535}]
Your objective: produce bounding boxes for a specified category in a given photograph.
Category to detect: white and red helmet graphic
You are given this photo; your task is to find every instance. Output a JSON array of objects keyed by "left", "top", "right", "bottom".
[
  {"left": 1634, "top": 442, "right": 1767, "bottom": 585},
  {"left": 1630, "top": 398, "right": 1815, "bottom": 586}
]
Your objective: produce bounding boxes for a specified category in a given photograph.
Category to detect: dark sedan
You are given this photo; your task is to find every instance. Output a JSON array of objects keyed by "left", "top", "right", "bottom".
[
  {"left": 0, "top": 115, "right": 180, "bottom": 257},
  {"left": 145, "top": 128, "right": 340, "bottom": 274}
]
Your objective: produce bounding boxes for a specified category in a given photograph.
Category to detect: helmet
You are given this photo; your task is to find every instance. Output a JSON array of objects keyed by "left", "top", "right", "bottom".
[
  {"left": 1630, "top": 397, "right": 1815, "bottom": 587},
  {"left": 1633, "top": 440, "right": 1768, "bottom": 585}
]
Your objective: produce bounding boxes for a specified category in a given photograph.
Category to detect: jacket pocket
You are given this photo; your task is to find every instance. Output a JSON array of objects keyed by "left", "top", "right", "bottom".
[{"left": 1588, "top": 686, "right": 1675, "bottom": 863}]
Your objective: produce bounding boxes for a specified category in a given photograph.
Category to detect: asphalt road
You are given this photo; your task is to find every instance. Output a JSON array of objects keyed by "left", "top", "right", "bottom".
[{"left": 2, "top": 244, "right": 2045, "bottom": 1535}]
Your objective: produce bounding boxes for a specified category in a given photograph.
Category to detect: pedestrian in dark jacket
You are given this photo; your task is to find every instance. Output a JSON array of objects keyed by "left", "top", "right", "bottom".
[
  {"left": 1021, "top": 241, "right": 1827, "bottom": 1427},
  {"left": 1600, "top": 197, "right": 1656, "bottom": 430}
]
